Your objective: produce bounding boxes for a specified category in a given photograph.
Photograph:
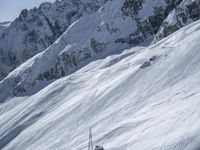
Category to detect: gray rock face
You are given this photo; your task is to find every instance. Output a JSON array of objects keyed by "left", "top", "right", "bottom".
[
  {"left": 140, "top": 61, "right": 151, "bottom": 69},
  {"left": 118, "top": 0, "right": 184, "bottom": 45},
  {"left": 0, "top": 0, "right": 108, "bottom": 80},
  {"left": 0, "top": 22, "right": 10, "bottom": 43},
  {"left": 121, "top": 0, "right": 144, "bottom": 17},
  {"left": 153, "top": 0, "right": 200, "bottom": 43}
]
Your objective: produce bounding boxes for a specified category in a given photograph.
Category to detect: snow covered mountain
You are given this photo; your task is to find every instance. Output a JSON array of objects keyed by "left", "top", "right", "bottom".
[
  {"left": 1, "top": 20, "right": 200, "bottom": 150},
  {"left": 1, "top": 0, "right": 200, "bottom": 82},
  {"left": 0, "top": 0, "right": 107, "bottom": 80},
  {"left": 2, "top": 0, "right": 199, "bottom": 99},
  {"left": 1, "top": 0, "right": 200, "bottom": 149}
]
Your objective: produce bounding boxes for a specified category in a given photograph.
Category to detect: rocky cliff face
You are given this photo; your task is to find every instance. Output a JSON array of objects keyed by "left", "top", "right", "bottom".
[
  {"left": 153, "top": 0, "right": 200, "bottom": 43},
  {"left": 0, "top": 0, "right": 107, "bottom": 80},
  {"left": 120, "top": 0, "right": 183, "bottom": 44}
]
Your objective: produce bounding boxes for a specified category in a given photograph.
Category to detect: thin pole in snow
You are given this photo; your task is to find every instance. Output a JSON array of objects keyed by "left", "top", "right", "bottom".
[{"left": 88, "top": 127, "right": 93, "bottom": 150}]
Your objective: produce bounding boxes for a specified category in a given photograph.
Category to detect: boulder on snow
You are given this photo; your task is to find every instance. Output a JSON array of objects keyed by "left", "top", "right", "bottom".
[
  {"left": 149, "top": 56, "right": 157, "bottom": 61},
  {"left": 140, "top": 61, "right": 151, "bottom": 69}
]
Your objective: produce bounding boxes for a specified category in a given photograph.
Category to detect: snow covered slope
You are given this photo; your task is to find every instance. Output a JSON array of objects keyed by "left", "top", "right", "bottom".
[
  {"left": 1, "top": 0, "right": 194, "bottom": 98},
  {"left": 0, "top": 0, "right": 195, "bottom": 81},
  {"left": 1, "top": 20, "right": 200, "bottom": 150}
]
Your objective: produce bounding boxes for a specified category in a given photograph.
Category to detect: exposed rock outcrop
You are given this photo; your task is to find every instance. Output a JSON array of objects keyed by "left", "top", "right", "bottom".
[{"left": 153, "top": 0, "right": 200, "bottom": 43}]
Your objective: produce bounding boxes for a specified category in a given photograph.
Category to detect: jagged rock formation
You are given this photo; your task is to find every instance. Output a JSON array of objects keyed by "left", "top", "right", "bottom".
[
  {"left": 153, "top": 0, "right": 200, "bottom": 43},
  {"left": 120, "top": 0, "right": 183, "bottom": 44},
  {"left": 0, "top": 0, "right": 107, "bottom": 80}
]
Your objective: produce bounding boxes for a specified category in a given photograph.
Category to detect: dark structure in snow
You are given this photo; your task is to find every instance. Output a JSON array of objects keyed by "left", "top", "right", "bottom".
[
  {"left": 140, "top": 61, "right": 151, "bottom": 69},
  {"left": 94, "top": 145, "right": 104, "bottom": 150}
]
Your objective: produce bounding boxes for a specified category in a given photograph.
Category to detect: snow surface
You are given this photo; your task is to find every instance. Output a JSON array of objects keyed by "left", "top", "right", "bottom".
[{"left": 1, "top": 20, "right": 200, "bottom": 150}]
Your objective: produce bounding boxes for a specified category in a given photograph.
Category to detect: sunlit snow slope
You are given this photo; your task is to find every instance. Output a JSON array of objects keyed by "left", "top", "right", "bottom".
[{"left": 1, "top": 21, "right": 200, "bottom": 150}]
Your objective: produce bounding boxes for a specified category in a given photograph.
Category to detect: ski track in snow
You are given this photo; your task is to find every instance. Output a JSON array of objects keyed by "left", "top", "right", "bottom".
[{"left": 1, "top": 21, "right": 200, "bottom": 150}]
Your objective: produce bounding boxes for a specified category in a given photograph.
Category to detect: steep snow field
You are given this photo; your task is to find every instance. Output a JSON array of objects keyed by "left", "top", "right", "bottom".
[{"left": 1, "top": 20, "right": 200, "bottom": 150}]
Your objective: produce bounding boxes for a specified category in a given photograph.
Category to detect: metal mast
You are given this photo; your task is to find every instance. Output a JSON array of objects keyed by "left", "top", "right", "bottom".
[{"left": 88, "top": 127, "right": 93, "bottom": 150}]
